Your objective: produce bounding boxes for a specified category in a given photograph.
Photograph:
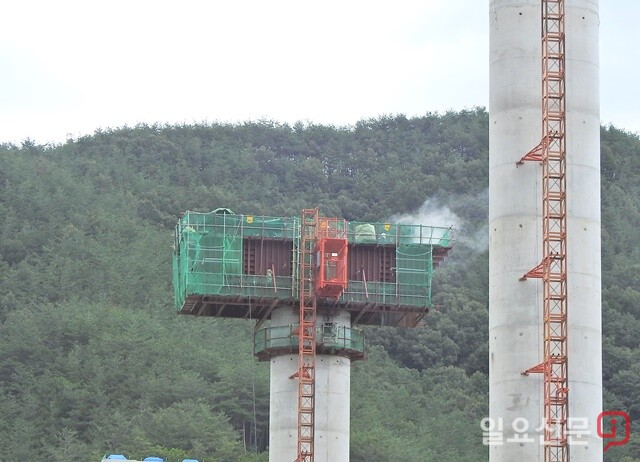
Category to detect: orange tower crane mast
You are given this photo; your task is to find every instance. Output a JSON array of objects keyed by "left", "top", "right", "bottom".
[
  {"left": 518, "top": 1, "right": 569, "bottom": 461},
  {"left": 295, "top": 208, "right": 319, "bottom": 462},
  {"left": 294, "top": 209, "right": 349, "bottom": 462}
]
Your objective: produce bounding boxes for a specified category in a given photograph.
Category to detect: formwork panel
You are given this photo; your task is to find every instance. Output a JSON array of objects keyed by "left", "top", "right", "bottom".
[
  {"left": 347, "top": 244, "right": 396, "bottom": 283},
  {"left": 243, "top": 238, "right": 293, "bottom": 276}
]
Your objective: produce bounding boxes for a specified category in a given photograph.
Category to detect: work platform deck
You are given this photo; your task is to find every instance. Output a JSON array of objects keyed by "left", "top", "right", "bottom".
[
  {"left": 178, "top": 292, "right": 442, "bottom": 327},
  {"left": 173, "top": 210, "right": 452, "bottom": 327}
]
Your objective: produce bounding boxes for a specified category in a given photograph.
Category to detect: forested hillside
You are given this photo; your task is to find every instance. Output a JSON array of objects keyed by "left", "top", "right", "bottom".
[{"left": 0, "top": 109, "right": 639, "bottom": 461}]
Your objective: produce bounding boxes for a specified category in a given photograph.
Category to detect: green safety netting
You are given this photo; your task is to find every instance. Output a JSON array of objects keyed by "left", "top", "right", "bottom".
[
  {"left": 173, "top": 210, "right": 450, "bottom": 310},
  {"left": 339, "top": 244, "right": 433, "bottom": 307},
  {"left": 348, "top": 221, "right": 452, "bottom": 246},
  {"left": 396, "top": 244, "right": 434, "bottom": 306},
  {"left": 173, "top": 211, "right": 300, "bottom": 308}
]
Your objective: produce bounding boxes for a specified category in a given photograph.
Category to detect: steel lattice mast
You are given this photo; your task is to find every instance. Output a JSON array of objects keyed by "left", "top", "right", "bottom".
[
  {"left": 295, "top": 208, "right": 319, "bottom": 462},
  {"left": 518, "top": 1, "right": 569, "bottom": 460}
]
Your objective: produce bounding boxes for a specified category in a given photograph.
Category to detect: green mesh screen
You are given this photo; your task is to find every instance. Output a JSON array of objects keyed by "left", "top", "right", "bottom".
[
  {"left": 173, "top": 211, "right": 300, "bottom": 309},
  {"left": 347, "top": 221, "right": 452, "bottom": 246},
  {"left": 396, "top": 244, "right": 433, "bottom": 306},
  {"left": 174, "top": 211, "right": 450, "bottom": 310}
]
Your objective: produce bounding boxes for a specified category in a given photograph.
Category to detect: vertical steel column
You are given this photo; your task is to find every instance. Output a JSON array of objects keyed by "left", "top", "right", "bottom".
[
  {"left": 295, "top": 208, "right": 319, "bottom": 462},
  {"left": 519, "top": 1, "right": 569, "bottom": 461}
]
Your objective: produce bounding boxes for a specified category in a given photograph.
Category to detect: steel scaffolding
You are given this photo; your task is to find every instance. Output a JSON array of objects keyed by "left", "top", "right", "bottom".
[
  {"left": 294, "top": 208, "right": 319, "bottom": 462},
  {"left": 518, "top": 1, "right": 569, "bottom": 461}
]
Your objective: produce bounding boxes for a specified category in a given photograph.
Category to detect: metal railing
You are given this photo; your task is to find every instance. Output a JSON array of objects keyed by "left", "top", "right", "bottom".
[{"left": 254, "top": 324, "right": 365, "bottom": 356}]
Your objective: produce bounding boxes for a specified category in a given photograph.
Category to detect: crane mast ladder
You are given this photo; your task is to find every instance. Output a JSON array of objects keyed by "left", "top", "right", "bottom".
[
  {"left": 518, "top": 1, "right": 569, "bottom": 461},
  {"left": 294, "top": 208, "right": 319, "bottom": 462}
]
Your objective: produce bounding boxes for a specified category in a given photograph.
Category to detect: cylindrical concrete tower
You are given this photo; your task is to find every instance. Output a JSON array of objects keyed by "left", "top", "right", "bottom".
[
  {"left": 489, "top": 1, "right": 602, "bottom": 460},
  {"left": 259, "top": 307, "right": 361, "bottom": 462}
]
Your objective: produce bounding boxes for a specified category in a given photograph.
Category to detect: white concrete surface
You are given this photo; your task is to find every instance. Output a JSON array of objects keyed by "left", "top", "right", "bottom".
[
  {"left": 268, "top": 307, "right": 351, "bottom": 462},
  {"left": 489, "top": 1, "right": 602, "bottom": 460}
]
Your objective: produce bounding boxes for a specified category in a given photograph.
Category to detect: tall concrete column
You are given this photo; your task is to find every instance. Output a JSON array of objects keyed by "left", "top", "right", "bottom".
[
  {"left": 489, "top": 1, "right": 602, "bottom": 460},
  {"left": 268, "top": 307, "right": 351, "bottom": 462}
]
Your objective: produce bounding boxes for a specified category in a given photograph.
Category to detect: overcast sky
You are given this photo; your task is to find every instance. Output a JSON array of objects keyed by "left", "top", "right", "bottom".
[{"left": 1, "top": 1, "right": 638, "bottom": 145}]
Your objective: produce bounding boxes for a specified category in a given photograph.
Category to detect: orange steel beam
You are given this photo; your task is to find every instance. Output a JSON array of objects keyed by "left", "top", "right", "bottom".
[
  {"left": 519, "top": 1, "right": 569, "bottom": 461},
  {"left": 517, "top": 137, "right": 545, "bottom": 165}
]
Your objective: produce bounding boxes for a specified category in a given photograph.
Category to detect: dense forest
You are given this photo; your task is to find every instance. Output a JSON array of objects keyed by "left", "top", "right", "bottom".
[{"left": 0, "top": 109, "right": 639, "bottom": 461}]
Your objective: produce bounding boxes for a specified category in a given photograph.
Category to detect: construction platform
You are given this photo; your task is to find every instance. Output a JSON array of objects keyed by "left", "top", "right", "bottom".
[{"left": 173, "top": 209, "right": 452, "bottom": 327}]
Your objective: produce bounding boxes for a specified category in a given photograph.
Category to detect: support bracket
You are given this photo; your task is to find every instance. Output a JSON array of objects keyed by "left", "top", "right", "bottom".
[
  {"left": 516, "top": 137, "right": 546, "bottom": 165},
  {"left": 519, "top": 258, "right": 548, "bottom": 281},
  {"left": 522, "top": 362, "right": 545, "bottom": 376}
]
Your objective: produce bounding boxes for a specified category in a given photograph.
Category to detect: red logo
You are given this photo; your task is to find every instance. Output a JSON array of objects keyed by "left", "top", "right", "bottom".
[{"left": 597, "top": 411, "right": 630, "bottom": 452}]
